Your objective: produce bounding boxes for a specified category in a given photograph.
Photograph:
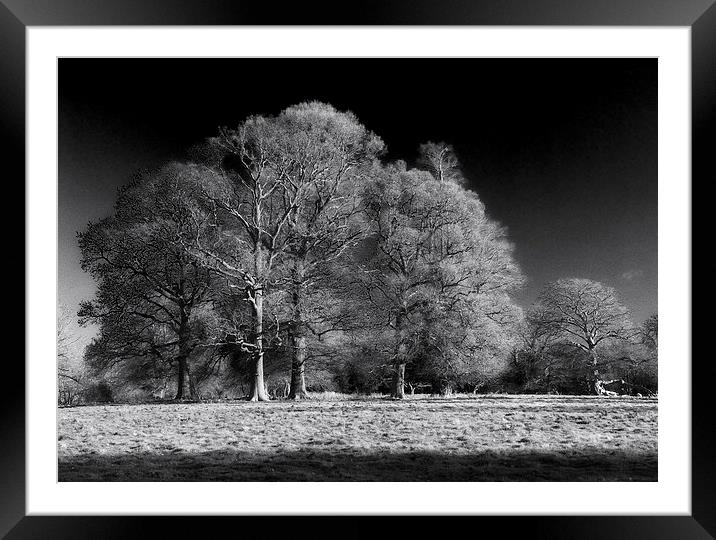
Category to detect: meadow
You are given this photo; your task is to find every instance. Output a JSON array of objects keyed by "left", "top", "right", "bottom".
[{"left": 58, "top": 394, "right": 657, "bottom": 482}]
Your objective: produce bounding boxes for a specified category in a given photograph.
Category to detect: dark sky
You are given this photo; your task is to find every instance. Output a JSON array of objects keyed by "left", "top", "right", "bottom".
[{"left": 59, "top": 58, "right": 657, "bottom": 340}]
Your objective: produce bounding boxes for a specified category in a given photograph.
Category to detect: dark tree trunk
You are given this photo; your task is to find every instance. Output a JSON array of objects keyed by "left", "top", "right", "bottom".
[
  {"left": 391, "top": 310, "right": 407, "bottom": 399},
  {"left": 288, "top": 260, "right": 308, "bottom": 399},
  {"left": 439, "top": 381, "right": 453, "bottom": 396},
  {"left": 392, "top": 362, "right": 406, "bottom": 399},
  {"left": 174, "top": 312, "right": 193, "bottom": 400},
  {"left": 175, "top": 356, "right": 192, "bottom": 400}
]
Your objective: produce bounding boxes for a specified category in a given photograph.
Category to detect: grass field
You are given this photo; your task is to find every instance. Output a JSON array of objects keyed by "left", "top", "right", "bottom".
[{"left": 58, "top": 394, "right": 657, "bottom": 481}]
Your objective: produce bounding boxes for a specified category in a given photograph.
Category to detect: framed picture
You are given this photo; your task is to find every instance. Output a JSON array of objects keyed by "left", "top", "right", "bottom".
[{"left": 6, "top": 0, "right": 709, "bottom": 538}]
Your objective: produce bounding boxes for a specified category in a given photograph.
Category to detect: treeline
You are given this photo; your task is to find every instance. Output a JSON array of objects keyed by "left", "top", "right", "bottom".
[{"left": 59, "top": 102, "right": 657, "bottom": 404}]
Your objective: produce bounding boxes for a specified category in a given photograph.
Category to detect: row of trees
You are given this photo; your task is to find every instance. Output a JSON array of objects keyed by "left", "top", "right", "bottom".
[{"left": 67, "top": 101, "right": 657, "bottom": 403}]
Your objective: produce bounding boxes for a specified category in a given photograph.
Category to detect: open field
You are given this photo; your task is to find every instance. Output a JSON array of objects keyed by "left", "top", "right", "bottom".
[{"left": 58, "top": 395, "right": 657, "bottom": 481}]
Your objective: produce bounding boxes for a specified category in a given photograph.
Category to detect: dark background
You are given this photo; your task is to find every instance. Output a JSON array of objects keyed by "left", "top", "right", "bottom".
[{"left": 59, "top": 58, "right": 657, "bottom": 341}]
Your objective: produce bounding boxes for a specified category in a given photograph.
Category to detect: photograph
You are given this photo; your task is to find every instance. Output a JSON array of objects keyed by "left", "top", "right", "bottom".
[{"left": 57, "top": 57, "right": 658, "bottom": 482}]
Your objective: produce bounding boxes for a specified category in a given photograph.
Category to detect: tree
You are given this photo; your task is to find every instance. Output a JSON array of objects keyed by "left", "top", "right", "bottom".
[
  {"left": 417, "top": 141, "right": 462, "bottom": 185},
  {"left": 57, "top": 303, "right": 78, "bottom": 371},
  {"left": 275, "top": 102, "right": 384, "bottom": 398},
  {"left": 57, "top": 303, "right": 85, "bottom": 405},
  {"left": 623, "top": 313, "right": 658, "bottom": 394},
  {"left": 78, "top": 164, "right": 212, "bottom": 400},
  {"left": 203, "top": 280, "right": 287, "bottom": 397},
  {"left": 597, "top": 336, "right": 657, "bottom": 396},
  {"left": 641, "top": 313, "right": 658, "bottom": 352},
  {"left": 528, "top": 278, "right": 635, "bottom": 395},
  {"left": 179, "top": 112, "right": 304, "bottom": 401},
  {"left": 359, "top": 150, "right": 523, "bottom": 398},
  {"left": 184, "top": 102, "right": 382, "bottom": 401}
]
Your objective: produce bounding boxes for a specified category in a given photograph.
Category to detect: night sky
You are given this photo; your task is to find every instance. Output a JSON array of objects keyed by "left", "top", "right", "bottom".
[{"left": 59, "top": 58, "right": 657, "bottom": 341}]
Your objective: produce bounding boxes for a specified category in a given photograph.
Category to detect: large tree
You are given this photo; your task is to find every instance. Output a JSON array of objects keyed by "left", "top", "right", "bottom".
[
  {"left": 528, "top": 278, "right": 635, "bottom": 394},
  {"left": 78, "top": 165, "right": 212, "bottom": 399},
  {"left": 184, "top": 102, "right": 382, "bottom": 401},
  {"left": 276, "top": 103, "right": 383, "bottom": 398},
  {"left": 359, "top": 146, "right": 523, "bottom": 398}
]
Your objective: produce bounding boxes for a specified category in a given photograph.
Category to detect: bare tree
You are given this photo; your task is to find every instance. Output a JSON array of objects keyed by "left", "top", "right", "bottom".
[
  {"left": 57, "top": 303, "right": 84, "bottom": 405},
  {"left": 417, "top": 141, "right": 462, "bottom": 185},
  {"left": 528, "top": 278, "right": 636, "bottom": 395},
  {"left": 181, "top": 102, "right": 383, "bottom": 400},
  {"left": 57, "top": 303, "right": 77, "bottom": 366}
]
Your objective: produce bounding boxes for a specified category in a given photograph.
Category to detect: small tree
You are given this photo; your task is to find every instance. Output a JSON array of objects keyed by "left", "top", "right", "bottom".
[
  {"left": 57, "top": 303, "right": 85, "bottom": 405},
  {"left": 528, "top": 278, "right": 636, "bottom": 395},
  {"left": 417, "top": 141, "right": 462, "bottom": 185},
  {"left": 641, "top": 313, "right": 658, "bottom": 352}
]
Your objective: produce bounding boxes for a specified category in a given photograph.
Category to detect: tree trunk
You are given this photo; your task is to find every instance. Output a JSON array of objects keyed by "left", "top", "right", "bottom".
[
  {"left": 174, "top": 313, "right": 193, "bottom": 400},
  {"left": 288, "top": 260, "right": 308, "bottom": 399},
  {"left": 175, "top": 356, "right": 192, "bottom": 400},
  {"left": 439, "top": 381, "right": 453, "bottom": 396},
  {"left": 391, "top": 310, "right": 407, "bottom": 399},
  {"left": 248, "top": 284, "right": 270, "bottom": 402},
  {"left": 249, "top": 351, "right": 269, "bottom": 401},
  {"left": 590, "top": 347, "right": 603, "bottom": 395},
  {"left": 392, "top": 362, "right": 406, "bottom": 399},
  {"left": 289, "top": 333, "right": 308, "bottom": 399}
]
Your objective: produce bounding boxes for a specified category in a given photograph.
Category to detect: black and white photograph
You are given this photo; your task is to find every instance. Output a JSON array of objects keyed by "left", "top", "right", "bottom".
[{"left": 57, "top": 58, "right": 658, "bottom": 483}]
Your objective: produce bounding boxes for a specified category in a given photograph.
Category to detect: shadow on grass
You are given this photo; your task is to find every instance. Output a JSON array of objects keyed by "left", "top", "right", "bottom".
[{"left": 59, "top": 448, "right": 657, "bottom": 482}]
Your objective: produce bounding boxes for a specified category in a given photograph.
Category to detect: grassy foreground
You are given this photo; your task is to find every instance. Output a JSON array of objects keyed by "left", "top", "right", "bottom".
[{"left": 58, "top": 394, "right": 657, "bottom": 481}]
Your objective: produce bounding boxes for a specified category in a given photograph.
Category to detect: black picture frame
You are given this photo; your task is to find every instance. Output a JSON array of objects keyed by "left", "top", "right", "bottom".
[{"left": 4, "top": 1, "right": 710, "bottom": 538}]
